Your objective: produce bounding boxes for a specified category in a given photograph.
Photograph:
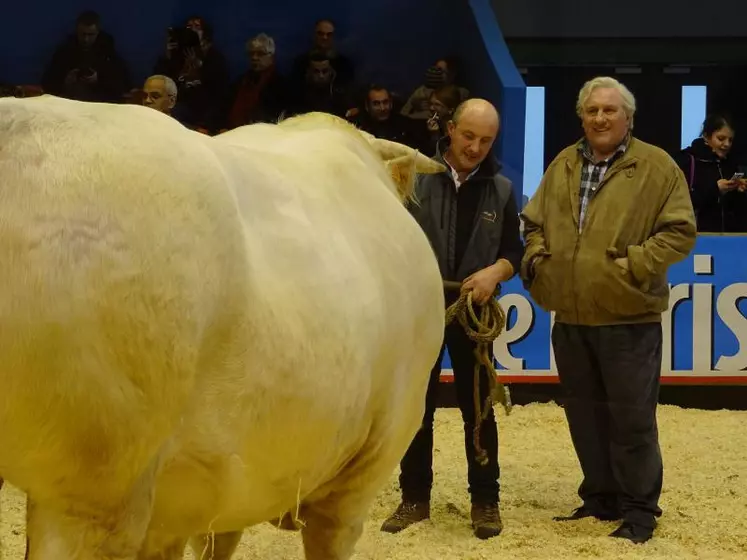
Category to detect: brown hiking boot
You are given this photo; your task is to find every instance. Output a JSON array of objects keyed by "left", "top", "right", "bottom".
[
  {"left": 471, "top": 502, "right": 503, "bottom": 539},
  {"left": 380, "top": 501, "right": 430, "bottom": 533}
]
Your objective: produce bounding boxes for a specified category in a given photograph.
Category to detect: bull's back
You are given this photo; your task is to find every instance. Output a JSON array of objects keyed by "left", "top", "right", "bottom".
[{"left": 0, "top": 96, "right": 247, "bottom": 502}]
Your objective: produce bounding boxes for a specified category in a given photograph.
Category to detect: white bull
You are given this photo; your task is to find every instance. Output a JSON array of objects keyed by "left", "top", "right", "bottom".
[{"left": 0, "top": 95, "right": 446, "bottom": 559}]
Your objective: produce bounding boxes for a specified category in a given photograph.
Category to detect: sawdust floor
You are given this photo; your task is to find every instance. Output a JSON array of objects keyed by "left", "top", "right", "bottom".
[{"left": 2, "top": 402, "right": 746, "bottom": 559}]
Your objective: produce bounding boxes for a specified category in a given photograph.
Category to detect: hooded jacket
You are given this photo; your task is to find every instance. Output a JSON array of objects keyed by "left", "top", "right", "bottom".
[{"left": 673, "top": 137, "right": 747, "bottom": 233}]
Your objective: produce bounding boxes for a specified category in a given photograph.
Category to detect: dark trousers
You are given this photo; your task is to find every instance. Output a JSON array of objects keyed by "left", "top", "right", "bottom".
[
  {"left": 398, "top": 320, "right": 500, "bottom": 505},
  {"left": 552, "top": 322, "right": 664, "bottom": 528}
]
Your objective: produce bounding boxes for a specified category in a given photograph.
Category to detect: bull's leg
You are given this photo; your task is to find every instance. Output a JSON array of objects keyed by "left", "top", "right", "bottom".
[
  {"left": 188, "top": 531, "right": 242, "bottom": 560},
  {"left": 26, "top": 462, "right": 159, "bottom": 559},
  {"left": 268, "top": 511, "right": 302, "bottom": 531},
  {"left": 27, "top": 503, "right": 151, "bottom": 559},
  {"left": 136, "top": 537, "right": 187, "bottom": 560},
  {"left": 299, "top": 467, "right": 378, "bottom": 560},
  {"left": 301, "top": 424, "right": 421, "bottom": 560},
  {"left": 300, "top": 501, "right": 365, "bottom": 560}
]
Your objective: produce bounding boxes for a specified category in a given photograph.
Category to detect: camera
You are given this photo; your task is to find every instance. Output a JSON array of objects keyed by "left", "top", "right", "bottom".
[{"left": 168, "top": 27, "right": 201, "bottom": 51}]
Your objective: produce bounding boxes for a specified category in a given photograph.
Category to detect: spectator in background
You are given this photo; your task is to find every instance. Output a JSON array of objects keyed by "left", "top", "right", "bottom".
[
  {"left": 224, "top": 33, "right": 289, "bottom": 129},
  {"left": 291, "top": 19, "right": 355, "bottom": 88},
  {"left": 413, "top": 84, "right": 463, "bottom": 156},
  {"left": 288, "top": 53, "right": 354, "bottom": 118},
  {"left": 350, "top": 85, "right": 418, "bottom": 147},
  {"left": 0, "top": 83, "right": 17, "bottom": 97},
  {"left": 153, "top": 16, "right": 230, "bottom": 133},
  {"left": 142, "top": 74, "right": 177, "bottom": 116},
  {"left": 673, "top": 114, "right": 747, "bottom": 232},
  {"left": 400, "top": 58, "right": 469, "bottom": 120},
  {"left": 41, "top": 10, "right": 129, "bottom": 103}
]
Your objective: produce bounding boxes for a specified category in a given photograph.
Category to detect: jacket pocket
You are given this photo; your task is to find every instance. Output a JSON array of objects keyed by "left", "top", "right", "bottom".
[
  {"left": 528, "top": 256, "right": 571, "bottom": 315},
  {"left": 591, "top": 256, "right": 655, "bottom": 317}
]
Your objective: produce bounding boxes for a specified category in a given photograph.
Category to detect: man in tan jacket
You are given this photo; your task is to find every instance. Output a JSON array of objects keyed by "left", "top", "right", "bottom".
[{"left": 520, "top": 76, "right": 696, "bottom": 544}]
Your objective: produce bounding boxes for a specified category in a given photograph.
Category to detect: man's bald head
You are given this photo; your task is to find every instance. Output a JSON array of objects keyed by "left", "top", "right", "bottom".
[
  {"left": 452, "top": 98, "right": 500, "bottom": 130},
  {"left": 446, "top": 98, "right": 501, "bottom": 174}
]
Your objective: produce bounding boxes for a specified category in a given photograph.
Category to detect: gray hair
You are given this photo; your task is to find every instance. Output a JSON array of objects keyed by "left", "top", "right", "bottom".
[
  {"left": 146, "top": 74, "right": 177, "bottom": 100},
  {"left": 247, "top": 33, "right": 275, "bottom": 56},
  {"left": 576, "top": 76, "right": 636, "bottom": 127}
]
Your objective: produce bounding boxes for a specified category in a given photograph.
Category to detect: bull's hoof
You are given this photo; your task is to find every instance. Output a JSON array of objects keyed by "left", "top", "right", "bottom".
[{"left": 269, "top": 511, "right": 302, "bottom": 531}]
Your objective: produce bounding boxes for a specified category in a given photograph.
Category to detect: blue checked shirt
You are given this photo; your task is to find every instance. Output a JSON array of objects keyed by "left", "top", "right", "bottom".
[{"left": 577, "top": 140, "right": 627, "bottom": 233}]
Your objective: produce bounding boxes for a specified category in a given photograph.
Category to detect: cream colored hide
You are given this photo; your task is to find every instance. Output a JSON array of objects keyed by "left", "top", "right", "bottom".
[{"left": 0, "top": 95, "right": 445, "bottom": 560}]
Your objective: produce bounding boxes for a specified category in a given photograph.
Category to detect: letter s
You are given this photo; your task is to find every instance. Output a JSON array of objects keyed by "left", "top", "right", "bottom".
[{"left": 715, "top": 283, "right": 747, "bottom": 371}]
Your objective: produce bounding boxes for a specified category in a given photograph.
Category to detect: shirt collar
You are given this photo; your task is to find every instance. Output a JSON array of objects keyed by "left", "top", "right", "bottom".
[
  {"left": 443, "top": 157, "right": 480, "bottom": 190},
  {"left": 579, "top": 135, "right": 629, "bottom": 164}
]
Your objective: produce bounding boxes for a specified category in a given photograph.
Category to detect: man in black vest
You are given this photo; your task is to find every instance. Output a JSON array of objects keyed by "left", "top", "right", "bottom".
[{"left": 381, "top": 98, "right": 524, "bottom": 539}]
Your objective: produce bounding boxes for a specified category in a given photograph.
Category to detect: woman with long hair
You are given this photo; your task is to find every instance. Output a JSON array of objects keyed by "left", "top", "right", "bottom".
[{"left": 673, "top": 114, "right": 747, "bottom": 232}]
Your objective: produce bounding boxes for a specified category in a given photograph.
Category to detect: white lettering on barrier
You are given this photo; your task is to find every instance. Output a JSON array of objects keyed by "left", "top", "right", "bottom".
[
  {"left": 662, "top": 283, "right": 690, "bottom": 373},
  {"left": 692, "top": 283, "right": 714, "bottom": 372},
  {"left": 493, "top": 293, "right": 533, "bottom": 369},
  {"left": 715, "top": 283, "right": 747, "bottom": 371}
]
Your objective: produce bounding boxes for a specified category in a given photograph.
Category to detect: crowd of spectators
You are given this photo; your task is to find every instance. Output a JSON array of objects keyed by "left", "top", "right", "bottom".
[{"left": 0, "top": 11, "right": 470, "bottom": 159}]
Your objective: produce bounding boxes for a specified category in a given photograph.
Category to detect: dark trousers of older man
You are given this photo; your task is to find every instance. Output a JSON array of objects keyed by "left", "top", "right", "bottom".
[
  {"left": 552, "top": 322, "right": 664, "bottom": 528},
  {"left": 398, "top": 319, "right": 500, "bottom": 506}
]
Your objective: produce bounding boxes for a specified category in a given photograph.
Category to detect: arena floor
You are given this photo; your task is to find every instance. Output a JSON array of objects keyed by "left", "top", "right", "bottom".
[{"left": 2, "top": 402, "right": 746, "bottom": 559}]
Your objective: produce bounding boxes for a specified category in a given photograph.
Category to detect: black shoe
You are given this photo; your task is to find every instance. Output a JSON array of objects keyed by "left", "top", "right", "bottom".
[
  {"left": 553, "top": 505, "right": 622, "bottom": 522},
  {"left": 609, "top": 521, "right": 654, "bottom": 544}
]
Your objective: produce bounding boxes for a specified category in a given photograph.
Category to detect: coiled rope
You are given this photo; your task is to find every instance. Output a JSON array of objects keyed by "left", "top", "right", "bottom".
[{"left": 443, "top": 281, "right": 512, "bottom": 466}]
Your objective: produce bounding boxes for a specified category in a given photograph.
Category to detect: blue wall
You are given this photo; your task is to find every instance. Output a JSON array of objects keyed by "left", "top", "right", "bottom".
[{"left": 464, "top": 0, "right": 526, "bottom": 202}]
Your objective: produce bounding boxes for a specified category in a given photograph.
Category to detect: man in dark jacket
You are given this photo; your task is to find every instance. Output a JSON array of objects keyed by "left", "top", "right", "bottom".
[
  {"left": 350, "top": 85, "right": 419, "bottom": 148},
  {"left": 223, "top": 33, "right": 289, "bottom": 129},
  {"left": 41, "top": 11, "right": 129, "bottom": 103},
  {"left": 380, "top": 98, "right": 524, "bottom": 540}
]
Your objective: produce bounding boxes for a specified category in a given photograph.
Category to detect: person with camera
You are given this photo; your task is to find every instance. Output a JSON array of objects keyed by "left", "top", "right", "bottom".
[
  {"left": 41, "top": 11, "right": 129, "bottom": 103},
  {"left": 152, "top": 16, "right": 230, "bottom": 134}
]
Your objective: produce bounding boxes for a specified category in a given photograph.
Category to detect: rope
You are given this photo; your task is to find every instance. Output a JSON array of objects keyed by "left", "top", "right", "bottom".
[{"left": 444, "top": 285, "right": 512, "bottom": 467}]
